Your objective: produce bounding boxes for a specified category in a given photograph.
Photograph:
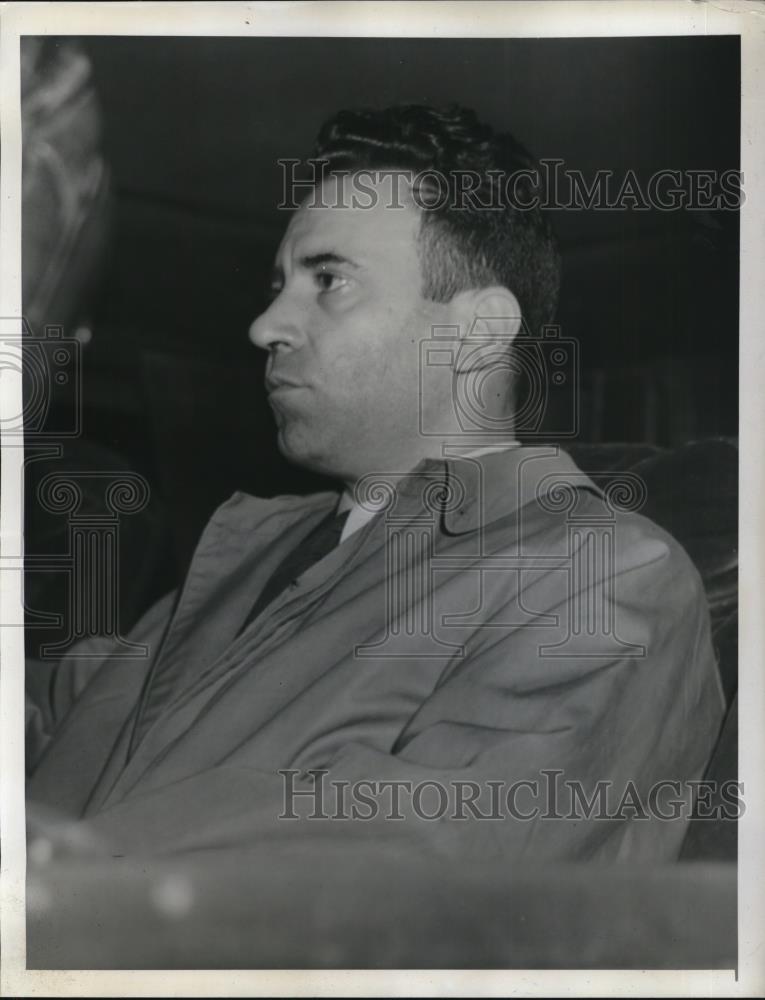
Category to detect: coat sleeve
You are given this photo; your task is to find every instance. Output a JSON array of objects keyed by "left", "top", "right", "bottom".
[
  {"left": 26, "top": 590, "right": 179, "bottom": 774},
  {"left": 64, "top": 521, "right": 726, "bottom": 863}
]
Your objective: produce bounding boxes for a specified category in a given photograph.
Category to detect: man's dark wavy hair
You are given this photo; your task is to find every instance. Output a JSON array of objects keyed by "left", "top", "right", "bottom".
[{"left": 313, "top": 104, "right": 560, "bottom": 336}]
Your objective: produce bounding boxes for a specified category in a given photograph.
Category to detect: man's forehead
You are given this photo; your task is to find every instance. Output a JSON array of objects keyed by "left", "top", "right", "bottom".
[
  {"left": 278, "top": 173, "right": 421, "bottom": 259},
  {"left": 310, "top": 170, "right": 418, "bottom": 209}
]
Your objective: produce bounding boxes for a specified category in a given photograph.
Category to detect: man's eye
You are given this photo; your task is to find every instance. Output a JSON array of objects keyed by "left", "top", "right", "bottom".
[{"left": 314, "top": 269, "right": 348, "bottom": 294}]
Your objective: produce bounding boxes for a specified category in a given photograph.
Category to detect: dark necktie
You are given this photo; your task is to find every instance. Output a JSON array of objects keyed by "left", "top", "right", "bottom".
[{"left": 237, "top": 506, "right": 350, "bottom": 635}]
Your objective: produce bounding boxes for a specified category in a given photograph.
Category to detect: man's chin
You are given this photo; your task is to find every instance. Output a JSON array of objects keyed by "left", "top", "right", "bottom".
[
  {"left": 276, "top": 427, "right": 326, "bottom": 473},
  {"left": 276, "top": 427, "right": 351, "bottom": 482}
]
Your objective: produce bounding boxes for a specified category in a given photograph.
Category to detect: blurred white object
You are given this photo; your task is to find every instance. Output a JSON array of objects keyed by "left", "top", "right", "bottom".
[{"left": 21, "top": 38, "right": 110, "bottom": 336}]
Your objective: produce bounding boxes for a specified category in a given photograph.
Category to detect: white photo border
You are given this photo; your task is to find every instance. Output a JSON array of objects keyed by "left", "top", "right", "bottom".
[{"left": 1, "top": 2, "right": 763, "bottom": 996}]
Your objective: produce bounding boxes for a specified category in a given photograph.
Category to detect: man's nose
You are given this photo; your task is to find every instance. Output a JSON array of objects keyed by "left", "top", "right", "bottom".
[{"left": 248, "top": 297, "right": 304, "bottom": 352}]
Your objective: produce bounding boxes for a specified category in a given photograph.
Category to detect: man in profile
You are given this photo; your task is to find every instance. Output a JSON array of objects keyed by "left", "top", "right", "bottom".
[{"left": 26, "top": 104, "right": 724, "bottom": 861}]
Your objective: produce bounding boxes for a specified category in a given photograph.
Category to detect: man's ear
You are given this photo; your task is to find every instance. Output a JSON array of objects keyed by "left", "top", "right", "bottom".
[{"left": 450, "top": 286, "right": 523, "bottom": 371}]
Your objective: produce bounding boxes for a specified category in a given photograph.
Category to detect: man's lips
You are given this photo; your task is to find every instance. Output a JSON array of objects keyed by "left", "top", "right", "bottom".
[{"left": 265, "top": 375, "right": 306, "bottom": 394}]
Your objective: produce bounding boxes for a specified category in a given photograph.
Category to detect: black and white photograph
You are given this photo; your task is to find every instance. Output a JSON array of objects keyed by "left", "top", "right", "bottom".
[{"left": 1, "top": 1, "right": 763, "bottom": 995}]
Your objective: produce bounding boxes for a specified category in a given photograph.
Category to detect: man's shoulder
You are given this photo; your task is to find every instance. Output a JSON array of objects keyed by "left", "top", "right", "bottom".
[
  {"left": 485, "top": 451, "right": 709, "bottom": 611},
  {"left": 589, "top": 494, "right": 705, "bottom": 594},
  {"left": 206, "top": 487, "right": 340, "bottom": 533}
]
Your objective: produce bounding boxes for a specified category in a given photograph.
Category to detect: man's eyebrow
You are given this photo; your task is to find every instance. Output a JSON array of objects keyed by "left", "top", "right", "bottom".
[
  {"left": 269, "top": 251, "right": 361, "bottom": 289},
  {"left": 298, "top": 251, "right": 361, "bottom": 270}
]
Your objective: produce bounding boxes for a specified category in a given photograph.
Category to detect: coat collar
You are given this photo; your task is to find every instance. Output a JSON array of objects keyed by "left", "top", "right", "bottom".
[
  {"left": 336, "top": 444, "right": 603, "bottom": 537},
  {"left": 220, "top": 445, "right": 603, "bottom": 540},
  {"left": 435, "top": 444, "right": 604, "bottom": 535}
]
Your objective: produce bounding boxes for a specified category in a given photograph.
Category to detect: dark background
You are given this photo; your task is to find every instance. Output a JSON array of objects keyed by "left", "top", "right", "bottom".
[{"left": 26, "top": 34, "right": 740, "bottom": 596}]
